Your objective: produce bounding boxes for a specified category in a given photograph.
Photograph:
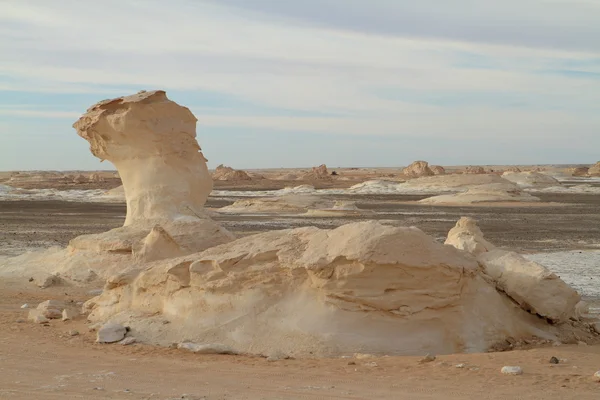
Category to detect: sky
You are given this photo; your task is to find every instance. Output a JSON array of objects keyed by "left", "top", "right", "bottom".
[{"left": 0, "top": 0, "right": 599, "bottom": 171}]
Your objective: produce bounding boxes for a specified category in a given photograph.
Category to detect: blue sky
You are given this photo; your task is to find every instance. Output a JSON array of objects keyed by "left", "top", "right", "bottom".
[{"left": 1, "top": 0, "right": 599, "bottom": 170}]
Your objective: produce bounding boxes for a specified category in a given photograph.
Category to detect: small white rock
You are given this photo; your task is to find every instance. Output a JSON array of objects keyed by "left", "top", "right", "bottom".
[
  {"left": 20, "top": 304, "right": 29, "bottom": 309},
  {"left": 593, "top": 371, "right": 600, "bottom": 382},
  {"left": 96, "top": 322, "right": 126, "bottom": 343},
  {"left": 578, "top": 341, "right": 588, "bottom": 346},
  {"left": 62, "top": 309, "right": 78, "bottom": 321},
  {"left": 419, "top": 353, "right": 436, "bottom": 363},
  {"left": 455, "top": 363, "right": 466, "bottom": 368},
  {"left": 68, "top": 330, "right": 80, "bottom": 336},
  {"left": 119, "top": 337, "right": 136, "bottom": 346},
  {"left": 177, "top": 342, "right": 238, "bottom": 355},
  {"left": 364, "top": 362, "right": 378, "bottom": 367},
  {"left": 501, "top": 366, "right": 523, "bottom": 375}
]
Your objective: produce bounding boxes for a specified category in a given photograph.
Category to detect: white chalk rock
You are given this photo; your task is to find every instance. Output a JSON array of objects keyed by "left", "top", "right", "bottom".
[
  {"left": 62, "top": 309, "right": 78, "bottom": 321},
  {"left": 177, "top": 342, "right": 238, "bottom": 355},
  {"left": 501, "top": 366, "right": 523, "bottom": 375},
  {"left": 593, "top": 371, "right": 600, "bottom": 382},
  {"left": 133, "top": 225, "right": 183, "bottom": 263},
  {"left": 445, "top": 217, "right": 495, "bottom": 255},
  {"left": 478, "top": 249, "right": 580, "bottom": 322},
  {"left": 96, "top": 322, "right": 127, "bottom": 343}
]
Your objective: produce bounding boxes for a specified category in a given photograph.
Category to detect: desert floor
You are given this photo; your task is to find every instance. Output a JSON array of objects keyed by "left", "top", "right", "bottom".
[
  {"left": 2, "top": 280, "right": 600, "bottom": 400},
  {"left": 1, "top": 171, "right": 600, "bottom": 399}
]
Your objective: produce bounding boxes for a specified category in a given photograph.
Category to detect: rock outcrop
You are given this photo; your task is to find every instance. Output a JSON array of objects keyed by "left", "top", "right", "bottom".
[
  {"left": 212, "top": 165, "right": 252, "bottom": 181},
  {"left": 73, "top": 90, "right": 213, "bottom": 226},
  {"left": 588, "top": 162, "right": 600, "bottom": 176},
  {"left": 569, "top": 167, "right": 589, "bottom": 177},
  {"left": 402, "top": 161, "right": 434, "bottom": 178},
  {"left": 445, "top": 218, "right": 580, "bottom": 323},
  {"left": 0, "top": 90, "right": 233, "bottom": 284},
  {"left": 463, "top": 166, "right": 485, "bottom": 174},
  {"left": 430, "top": 165, "right": 446, "bottom": 175},
  {"left": 301, "top": 164, "right": 330, "bottom": 180}
]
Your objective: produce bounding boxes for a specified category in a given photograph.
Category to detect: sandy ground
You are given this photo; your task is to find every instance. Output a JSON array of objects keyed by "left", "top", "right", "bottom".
[
  {"left": 2, "top": 281, "right": 600, "bottom": 400},
  {"left": 2, "top": 169, "right": 600, "bottom": 399}
]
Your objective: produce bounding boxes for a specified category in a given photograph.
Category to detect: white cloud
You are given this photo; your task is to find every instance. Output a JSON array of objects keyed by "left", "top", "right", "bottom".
[{"left": 0, "top": 0, "right": 599, "bottom": 168}]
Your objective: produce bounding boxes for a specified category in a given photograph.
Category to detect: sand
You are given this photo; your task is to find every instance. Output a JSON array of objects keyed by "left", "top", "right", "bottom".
[{"left": 2, "top": 280, "right": 600, "bottom": 400}]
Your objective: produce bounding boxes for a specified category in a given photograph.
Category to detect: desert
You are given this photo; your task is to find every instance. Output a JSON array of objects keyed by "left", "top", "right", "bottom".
[
  {"left": 1, "top": 90, "right": 600, "bottom": 400},
  {"left": 2, "top": 1, "right": 600, "bottom": 398}
]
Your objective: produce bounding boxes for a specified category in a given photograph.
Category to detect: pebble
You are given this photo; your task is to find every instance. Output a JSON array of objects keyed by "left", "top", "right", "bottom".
[
  {"left": 593, "top": 371, "right": 600, "bottom": 382},
  {"left": 549, "top": 356, "right": 559, "bottom": 364},
  {"left": 419, "top": 354, "right": 436, "bottom": 363},
  {"left": 96, "top": 322, "right": 127, "bottom": 343},
  {"left": 455, "top": 363, "right": 467, "bottom": 368},
  {"left": 501, "top": 366, "right": 523, "bottom": 375},
  {"left": 68, "top": 330, "right": 80, "bottom": 336},
  {"left": 20, "top": 304, "right": 29, "bottom": 309}
]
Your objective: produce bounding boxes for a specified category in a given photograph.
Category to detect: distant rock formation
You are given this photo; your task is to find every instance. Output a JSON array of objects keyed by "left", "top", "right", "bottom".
[
  {"left": 569, "top": 167, "right": 589, "bottom": 177},
  {"left": 301, "top": 164, "right": 331, "bottom": 180},
  {"left": 429, "top": 165, "right": 445, "bottom": 175},
  {"left": 402, "top": 161, "right": 434, "bottom": 178},
  {"left": 588, "top": 162, "right": 600, "bottom": 177},
  {"left": 463, "top": 166, "right": 485, "bottom": 174},
  {"left": 505, "top": 167, "right": 521, "bottom": 173},
  {"left": 419, "top": 183, "right": 540, "bottom": 205},
  {"left": 72, "top": 174, "right": 87, "bottom": 184},
  {"left": 88, "top": 173, "right": 104, "bottom": 183},
  {"left": 212, "top": 165, "right": 252, "bottom": 181}
]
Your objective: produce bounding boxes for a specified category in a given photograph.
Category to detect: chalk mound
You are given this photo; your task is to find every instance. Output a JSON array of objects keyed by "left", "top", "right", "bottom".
[
  {"left": 445, "top": 217, "right": 581, "bottom": 323},
  {"left": 103, "top": 185, "right": 125, "bottom": 200},
  {"left": 213, "top": 165, "right": 252, "bottom": 181},
  {"left": 501, "top": 171, "right": 560, "bottom": 188},
  {"left": 402, "top": 161, "right": 434, "bottom": 178},
  {"left": 588, "top": 162, "right": 600, "bottom": 177},
  {"left": 419, "top": 183, "right": 541, "bottom": 205},
  {"left": 403, "top": 174, "right": 510, "bottom": 191},
  {"left": 217, "top": 195, "right": 326, "bottom": 214},
  {"left": 84, "top": 220, "right": 590, "bottom": 357}
]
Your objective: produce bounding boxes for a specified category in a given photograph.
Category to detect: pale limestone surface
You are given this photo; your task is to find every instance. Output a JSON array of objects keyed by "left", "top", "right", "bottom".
[
  {"left": 419, "top": 183, "right": 541, "bottom": 205},
  {"left": 444, "top": 218, "right": 580, "bottom": 323}
]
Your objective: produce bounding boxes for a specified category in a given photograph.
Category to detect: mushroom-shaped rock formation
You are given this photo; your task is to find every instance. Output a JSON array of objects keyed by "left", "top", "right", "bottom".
[
  {"left": 444, "top": 218, "right": 580, "bottom": 323},
  {"left": 74, "top": 90, "right": 213, "bottom": 226},
  {"left": 402, "top": 161, "right": 434, "bottom": 178},
  {"left": 0, "top": 91, "right": 234, "bottom": 285}
]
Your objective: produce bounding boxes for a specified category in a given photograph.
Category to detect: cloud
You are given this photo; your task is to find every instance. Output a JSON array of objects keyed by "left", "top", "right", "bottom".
[{"left": 0, "top": 0, "right": 599, "bottom": 169}]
